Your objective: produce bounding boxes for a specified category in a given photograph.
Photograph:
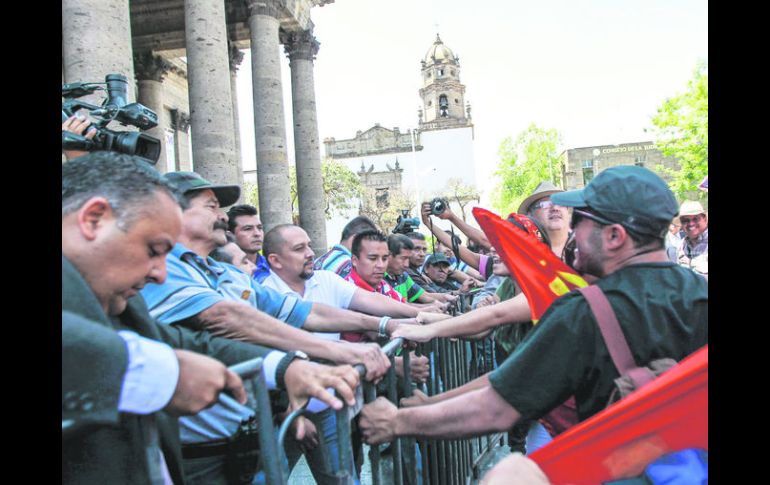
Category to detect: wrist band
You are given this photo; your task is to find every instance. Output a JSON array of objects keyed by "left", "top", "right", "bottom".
[{"left": 378, "top": 316, "right": 392, "bottom": 338}]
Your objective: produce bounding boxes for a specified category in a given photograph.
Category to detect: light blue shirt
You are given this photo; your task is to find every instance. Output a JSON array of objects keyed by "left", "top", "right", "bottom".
[
  {"left": 117, "top": 330, "right": 179, "bottom": 414},
  {"left": 141, "top": 243, "right": 312, "bottom": 328},
  {"left": 139, "top": 243, "right": 314, "bottom": 443}
]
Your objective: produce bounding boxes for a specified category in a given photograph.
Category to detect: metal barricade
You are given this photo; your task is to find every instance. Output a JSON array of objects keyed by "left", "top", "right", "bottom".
[{"left": 232, "top": 318, "right": 504, "bottom": 485}]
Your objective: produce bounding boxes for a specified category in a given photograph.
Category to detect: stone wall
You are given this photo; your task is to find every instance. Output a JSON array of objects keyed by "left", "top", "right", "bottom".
[
  {"left": 561, "top": 141, "right": 680, "bottom": 190},
  {"left": 324, "top": 124, "right": 421, "bottom": 158}
]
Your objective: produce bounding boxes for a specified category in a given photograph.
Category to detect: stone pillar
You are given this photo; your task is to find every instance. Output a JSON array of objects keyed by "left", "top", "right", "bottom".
[
  {"left": 284, "top": 29, "right": 328, "bottom": 255},
  {"left": 228, "top": 42, "right": 245, "bottom": 190},
  {"left": 170, "top": 109, "right": 192, "bottom": 172},
  {"left": 246, "top": 0, "right": 293, "bottom": 231},
  {"left": 134, "top": 52, "right": 171, "bottom": 172},
  {"left": 62, "top": 0, "right": 136, "bottom": 114},
  {"left": 183, "top": 0, "right": 239, "bottom": 187}
]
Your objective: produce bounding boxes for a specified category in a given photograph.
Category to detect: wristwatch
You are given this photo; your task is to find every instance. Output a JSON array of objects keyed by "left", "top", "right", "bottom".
[{"left": 276, "top": 350, "right": 310, "bottom": 389}]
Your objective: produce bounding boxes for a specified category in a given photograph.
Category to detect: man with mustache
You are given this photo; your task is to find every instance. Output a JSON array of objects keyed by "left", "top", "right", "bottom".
[
  {"left": 140, "top": 171, "right": 414, "bottom": 482},
  {"left": 260, "top": 224, "right": 428, "bottom": 482},
  {"left": 674, "top": 200, "right": 708, "bottom": 279},
  {"left": 62, "top": 153, "right": 361, "bottom": 485},
  {"left": 518, "top": 181, "right": 571, "bottom": 258},
  {"left": 360, "top": 166, "right": 708, "bottom": 453}
]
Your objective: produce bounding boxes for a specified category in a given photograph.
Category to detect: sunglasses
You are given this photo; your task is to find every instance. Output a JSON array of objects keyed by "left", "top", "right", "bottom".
[
  {"left": 570, "top": 208, "right": 614, "bottom": 229},
  {"left": 531, "top": 199, "right": 555, "bottom": 210},
  {"left": 679, "top": 214, "right": 705, "bottom": 225}
]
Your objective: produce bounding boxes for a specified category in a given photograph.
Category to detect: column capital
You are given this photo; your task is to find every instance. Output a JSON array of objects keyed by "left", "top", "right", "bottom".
[
  {"left": 282, "top": 29, "right": 319, "bottom": 61},
  {"left": 134, "top": 51, "right": 172, "bottom": 82},
  {"left": 170, "top": 109, "right": 191, "bottom": 133},
  {"left": 246, "top": 0, "right": 283, "bottom": 18},
  {"left": 228, "top": 42, "right": 245, "bottom": 73}
]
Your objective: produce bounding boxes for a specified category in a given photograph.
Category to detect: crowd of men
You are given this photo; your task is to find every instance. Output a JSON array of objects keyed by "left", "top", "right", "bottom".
[{"left": 62, "top": 121, "right": 708, "bottom": 484}]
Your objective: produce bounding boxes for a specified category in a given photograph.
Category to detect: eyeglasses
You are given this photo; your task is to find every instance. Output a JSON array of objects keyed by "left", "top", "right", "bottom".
[
  {"left": 679, "top": 214, "right": 705, "bottom": 225},
  {"left": 570, "top": 208, "right": 614, "bottom": 229},
  {"left": 531, "top": 199, "right": 554, "bottom": 210}
]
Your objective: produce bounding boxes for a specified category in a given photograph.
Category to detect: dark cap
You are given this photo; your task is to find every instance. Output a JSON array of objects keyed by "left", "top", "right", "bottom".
[
  {"left": 424, "top": 253, "right": 451, "bottom": 266},
  {"left": 164, "top": 171, "right": 241, "bottom": 207},
  {"left": 551, "top": 166, "right": 678, "bottom": 238}
]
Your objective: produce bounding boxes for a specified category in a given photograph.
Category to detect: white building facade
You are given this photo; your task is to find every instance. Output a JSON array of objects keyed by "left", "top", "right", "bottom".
[{"left": 323, "top": 34, "right": 478, "bottom": 239}]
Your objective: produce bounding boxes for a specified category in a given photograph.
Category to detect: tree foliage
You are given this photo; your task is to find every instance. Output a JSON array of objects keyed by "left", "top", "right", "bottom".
[
  {"left": 437, "top": 178, "right": 480, "bottom": 222},
  {"left": 491, "top": 123, "right": 563, "bottom": 216},
  {"left": 359, "top": 186, "right": 415, "bottom": 233},
  {"left": 242, "top": 159, "right": 362, "bottom": 223},
  {"left": 649, "top": 61, "right": 708, "bottom": 201}
]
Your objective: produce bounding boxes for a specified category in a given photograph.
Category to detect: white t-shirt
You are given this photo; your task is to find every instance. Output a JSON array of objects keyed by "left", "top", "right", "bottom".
[{"left": 262, "top": 269, "right": 358, "bottom": 341}]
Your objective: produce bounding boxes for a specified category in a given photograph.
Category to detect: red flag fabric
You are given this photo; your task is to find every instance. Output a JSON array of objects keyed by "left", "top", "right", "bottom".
[
  {"left": 472, "top": 207, "right": 588, "bottom": 322},
  {"left": 530, "top": 345, "right": 708, "bottom": 484}
]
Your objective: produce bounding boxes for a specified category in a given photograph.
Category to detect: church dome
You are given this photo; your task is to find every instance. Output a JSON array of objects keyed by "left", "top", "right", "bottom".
[{"left": 423, "top": 34, "right": 458, "bottom": 65}]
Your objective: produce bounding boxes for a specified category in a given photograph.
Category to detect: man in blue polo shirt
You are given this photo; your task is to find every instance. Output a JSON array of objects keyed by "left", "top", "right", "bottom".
[
  {"left": 141, "top": 172, "right": 403, "bottom": 374},
  {"left": 141, "top": 172, "right": 400, "bottom": 484}
]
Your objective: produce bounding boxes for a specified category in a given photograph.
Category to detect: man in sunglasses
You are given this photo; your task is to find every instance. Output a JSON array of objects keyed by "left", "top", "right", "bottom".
[
  {"left": 518, "top": 181, "right": 572, "bottom": 258},
  {"left": 675, "top": 200, "right": 708, "bottom": 279},
  {"left": 359, "top": 166, "right": 708, "bottom": 448}
]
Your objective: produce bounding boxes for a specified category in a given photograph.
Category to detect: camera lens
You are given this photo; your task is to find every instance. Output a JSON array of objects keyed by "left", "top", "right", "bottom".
[{"left": 431, "top": 198, "right": 446, "bottom": 215}]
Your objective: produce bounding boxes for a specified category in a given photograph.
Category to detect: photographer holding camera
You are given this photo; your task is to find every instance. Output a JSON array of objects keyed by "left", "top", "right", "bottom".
[{"left": 420, "top": 199, "right": 486, "bottom": 283}]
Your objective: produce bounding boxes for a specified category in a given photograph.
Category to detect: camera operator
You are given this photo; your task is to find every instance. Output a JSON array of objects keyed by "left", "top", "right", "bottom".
[
  {"left": 420, "top": 201, "right": 486, "bottom": 284},
  {"left": 62, "top": 113, "right": 97, "bottom": 161}
]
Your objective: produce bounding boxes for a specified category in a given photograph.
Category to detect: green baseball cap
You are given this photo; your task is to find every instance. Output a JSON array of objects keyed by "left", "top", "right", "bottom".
[
  {"left": 163, "top": 171, "right": 241, "bottom": 207},
  {"left": 551, "top": 166, "right": 678, "bottom": 238},
  {"left": 425, "top": 253, "right": 451, "bottom": 266}
]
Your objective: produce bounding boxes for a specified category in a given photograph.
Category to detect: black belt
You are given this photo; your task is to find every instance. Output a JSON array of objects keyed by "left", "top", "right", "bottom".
[{"left": 182, "top": 439, "right": 230, "bottom": 459}]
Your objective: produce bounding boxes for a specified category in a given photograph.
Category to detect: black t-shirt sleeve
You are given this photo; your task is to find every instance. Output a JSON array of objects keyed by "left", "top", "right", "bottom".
[{"left": 488, "top": 292, "right": 595, "bottom": 421}]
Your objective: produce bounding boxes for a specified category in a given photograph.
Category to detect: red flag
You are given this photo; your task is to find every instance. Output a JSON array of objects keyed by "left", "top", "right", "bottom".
[{"left": 473, "top": 207, "right": 588, "bottom": 323}]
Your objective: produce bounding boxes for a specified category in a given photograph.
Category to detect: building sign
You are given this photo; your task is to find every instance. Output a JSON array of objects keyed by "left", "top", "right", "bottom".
[{"left": 601, "top": 144, "right": 656, "bottom": 154}]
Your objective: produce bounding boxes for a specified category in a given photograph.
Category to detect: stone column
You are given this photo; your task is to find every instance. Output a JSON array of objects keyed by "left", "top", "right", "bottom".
[
  {"left": 170, "top": 109, "right": 193, "bottom": 172},
  {"left": 228, "top": 42, "right": 245, "bottom": 190},
  {"left": 246, "top": 0, "right": 293, "bottom": 231},
  {"left": 134, "top": 52, "right": 171, "bottom": 172},
  {"left": 284, "top": 29, "right": 328, "bottom": 255},
  {"left": 183, "top": 0, "right": 239, "bottom": 187},
  {"left": 62, "top": 0, "right": 136, "bottom": 115}
]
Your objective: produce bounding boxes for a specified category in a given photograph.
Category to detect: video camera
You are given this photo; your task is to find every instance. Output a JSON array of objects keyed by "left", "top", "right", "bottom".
[
  {"left": 392, "top": 209, "right": 421, "bottom": 235},
  {"left": 62, "top": 73, "right": 161, "bottom": 163}
]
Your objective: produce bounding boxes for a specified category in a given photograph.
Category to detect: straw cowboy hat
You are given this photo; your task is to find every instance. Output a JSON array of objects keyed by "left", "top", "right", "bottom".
[
  {"left": 517, "top": 181, "right": 564, "bottom": 214},
  {"left": 677, "top": 200, "right": 707, "bottom": 224}
]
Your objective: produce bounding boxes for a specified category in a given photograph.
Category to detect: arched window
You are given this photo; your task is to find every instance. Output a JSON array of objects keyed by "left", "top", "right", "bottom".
[{"left": 439, "top": 95, "right": 449, "bottom": 117}]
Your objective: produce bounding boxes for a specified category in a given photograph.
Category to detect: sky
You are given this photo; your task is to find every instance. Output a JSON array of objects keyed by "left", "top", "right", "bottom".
[{"left": 235, "top": 0, "right": 708, "bottom": 203}]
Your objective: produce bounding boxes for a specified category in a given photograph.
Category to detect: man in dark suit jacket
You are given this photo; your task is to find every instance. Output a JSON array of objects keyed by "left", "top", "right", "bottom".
[{"left": 62, "top": 152, "right": 360, "bottom": 485}]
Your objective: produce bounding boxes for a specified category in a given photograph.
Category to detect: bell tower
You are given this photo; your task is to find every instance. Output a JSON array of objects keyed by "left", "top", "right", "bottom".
[{"left": 418, "top": 34, "right": 472, "bottom": 131}]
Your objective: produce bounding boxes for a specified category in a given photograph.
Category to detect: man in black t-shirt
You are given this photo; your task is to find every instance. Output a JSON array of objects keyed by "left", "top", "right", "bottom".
[{"left": 358, "top": 166, "right": 708, "bottom": 444}]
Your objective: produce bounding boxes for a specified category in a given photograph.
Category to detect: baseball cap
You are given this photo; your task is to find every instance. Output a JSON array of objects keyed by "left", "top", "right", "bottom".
[
  {"left": 551, "top": 166, "right": 678, "bottom": 238},
  {"left": 424, "top": 253, "right": 451, "bottom": 266},
  {"left": 164, "top": 171, "right": 241, "bottom": 207}
]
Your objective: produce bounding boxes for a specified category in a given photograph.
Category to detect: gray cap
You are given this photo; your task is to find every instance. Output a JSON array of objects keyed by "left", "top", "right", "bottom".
[
  {"left": 424, "top": 253, "right": 451, "bottom": 266},
  {"left": 163, "top": 171, "right": 241, "bottom": 207},
  {"left": 551, "top": 166, "right": 678, "bottom": 238}
]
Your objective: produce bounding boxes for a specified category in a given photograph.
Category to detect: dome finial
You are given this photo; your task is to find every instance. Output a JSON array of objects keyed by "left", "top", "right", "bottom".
[{"left": 435, "top": 32, "right": 442, "bottom": 44}]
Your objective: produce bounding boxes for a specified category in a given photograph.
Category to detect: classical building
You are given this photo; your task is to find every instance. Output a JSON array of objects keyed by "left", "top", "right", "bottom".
[
  {"left": 560, "top": 141, "right": 680, "bottom": 190},
  {"left": 62, "top": 0, "right": 332, "bottom": 254},
  {"left": 323, "top": 34, "right": 477, "bottom": 236}
]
